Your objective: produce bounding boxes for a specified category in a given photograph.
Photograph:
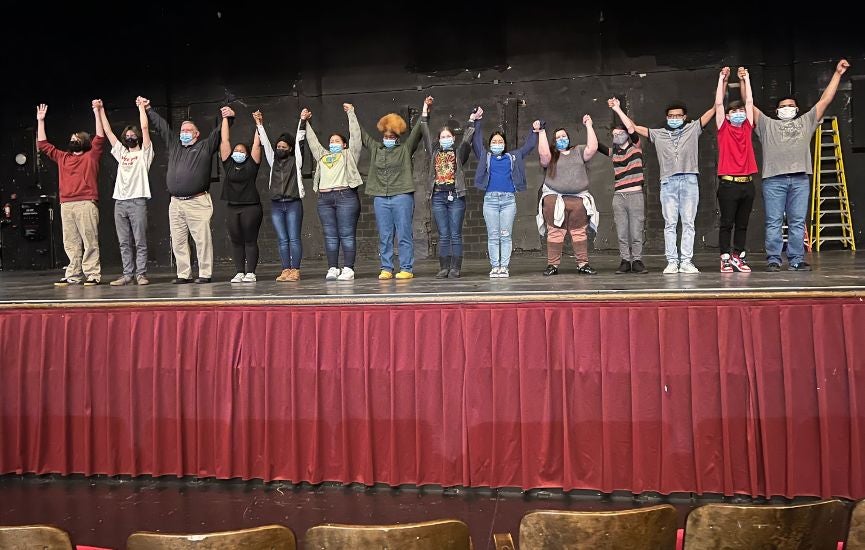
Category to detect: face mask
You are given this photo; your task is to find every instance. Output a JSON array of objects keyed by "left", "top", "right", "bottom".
[
  {"left": 329, "top": 143, "right": 344, "bottom": 154},
  {"left": 124, "top": 136, "right": 139, "bottom": 148},
  {"left": 666, "top": 118, "right": 684, "bottom": 129},
  {"left": 555, "top": 137, "right": 570, "bottom": 151},
  {"left": 777, "top": 106, "right": 797, "bottom": 120},
  {"left": 179, "top": 131, "right": 194, "bottom": 145},
  {"left": 382, "top": 138, "right": 397, "bottom": 149},
  {"left": 439, "top": 137, "right": 454, "bottom": 150},
  {"left": 490, "top": 144, "right": 505, "bottom": 155},
  {"left": 612, "top": 133, "right": 629, "bottom": 146},
  {"left": 68, "top": 141, "right": 83, "bottom": 153},
  {"left": 231, "top": 152, "right": 247, "bottom": 163},
  {"left": 275, "top": 148, "right": 290, "bottom": 159},
  {"left": 729, "top": 112, "right": 747, "bottom": 126}
]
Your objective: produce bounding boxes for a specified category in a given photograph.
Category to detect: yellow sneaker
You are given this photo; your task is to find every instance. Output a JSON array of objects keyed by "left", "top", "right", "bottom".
[
  {"left": 378, "top": 270, "right": 394, "bottom": 280},
  {"left": 395, "top": 271, "right": 414, "bottom": 280}
]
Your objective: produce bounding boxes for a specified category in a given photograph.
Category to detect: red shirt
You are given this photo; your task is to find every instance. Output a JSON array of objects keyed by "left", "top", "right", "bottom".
[
  {"left": 37, "top": 134, "right": 106, "bottom": 203},
  {"left": 717, "top": 119, "right": 757, "bottom": 176}
]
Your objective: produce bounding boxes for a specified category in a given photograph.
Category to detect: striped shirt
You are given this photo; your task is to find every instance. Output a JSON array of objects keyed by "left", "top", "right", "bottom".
[{"left": 598, "top": 135, "right": 644, "bottom": 192}]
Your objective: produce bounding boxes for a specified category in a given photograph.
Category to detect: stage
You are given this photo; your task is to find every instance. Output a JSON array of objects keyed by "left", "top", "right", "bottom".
[{"left": 1, "top": 251, "right": 863, "bottom": 503}]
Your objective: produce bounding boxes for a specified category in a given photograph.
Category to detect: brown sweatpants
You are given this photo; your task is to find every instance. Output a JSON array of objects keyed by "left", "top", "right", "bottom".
[{"left": 543, "top": 194, "right": 589, "bottom": 266}]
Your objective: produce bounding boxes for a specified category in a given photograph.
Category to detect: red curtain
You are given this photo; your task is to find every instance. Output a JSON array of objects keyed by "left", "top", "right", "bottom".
[{"left": 1, "top": 299, "right": 863, "bottom": 498}]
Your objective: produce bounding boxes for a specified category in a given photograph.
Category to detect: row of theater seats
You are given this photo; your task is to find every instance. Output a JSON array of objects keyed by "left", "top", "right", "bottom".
[{"left": 2, "top": 499, "right": 864, "bottom": 549}]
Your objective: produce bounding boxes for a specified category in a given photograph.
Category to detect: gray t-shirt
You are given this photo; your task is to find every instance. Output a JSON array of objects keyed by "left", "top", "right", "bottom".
[
  {"left": 648, "top": 120, "right": 702, "bottom": 181},
  {"left": 755, "top": 106, "right": 819, "bottom": 179},
  {"left": 543, "top": 145, "right": 590, "bottom": 194}
]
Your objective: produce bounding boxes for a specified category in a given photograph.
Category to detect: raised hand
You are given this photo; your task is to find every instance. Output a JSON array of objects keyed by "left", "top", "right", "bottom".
[
  {"left": 736, "top": 67, "right": 748, "bottom": 80},
  {"left": 300, "top": 108, "right": 312, "bottom": 121},
  {"left": 36, "top": 104, "right": 48, "bottom": 120},
  {"left": 720, "top": 67, "right": 730, "bottom": 80},
  {"left": 252, "top": 110, "right": 263, "bottom": 125},
  {"left": 136, "top": 96, "right": 151, "bottom": 110},
  {"left": 221, "top": 106, "right": 235, "bottom": 118},
  {"left": 837, "top": 59, "right": 850, "bottom": 75},
  {"left": 532, "top": 119, "right": 542, "bottom": 132},
  {"left": 469, "top": 106, "right": 483, "bottom": 121},
  {"left": 607, "top": 97, "right": 620, "bottom": 110},
  {"left": 343, "top": 103, "right": 353, "bottom": 112},
  {"left": 582, "top": 114, "right": 593, "bottom": 127},
  {"left": 424, "top": 96, "right": 434, "bottom": 107},
  {"left": 92, "top": 99, "right": 104, "bottom": 110}
]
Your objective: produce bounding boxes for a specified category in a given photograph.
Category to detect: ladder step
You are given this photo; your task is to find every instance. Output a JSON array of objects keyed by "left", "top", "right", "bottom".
[
  {"left": 820, "top": 195, "right": 842, "bottom": 200},
  {"left": 817, "top": 223, "right": 848, "bottom": 228},
  {"left": 817, "top": 209, "right": 844, "bottom": 214},
  {"left": 819, "top": 182, "right": 841, "bottom": 187},
  {"left": 818, "top": 236, "right": 852, "bottom": 241},
  {"left": 820, "top": 170, "right": 840, "bottom": 174},
  {"left": 820, "top": 156, "right": 838, "bottom": 160},
  {"left": 821, "top": 142, "right": 836, "bottom": 146}
]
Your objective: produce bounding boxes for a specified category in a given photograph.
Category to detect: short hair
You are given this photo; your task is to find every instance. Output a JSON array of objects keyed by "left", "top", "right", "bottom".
[
  {"left": 727, "top": 100, "right": 745, "bottom": 112},
  {"left": 776, "top": 96, "right": 798, "bottom": 108},
  {"left": 665, "top": 102, "right": 688, "bottom": 116}
]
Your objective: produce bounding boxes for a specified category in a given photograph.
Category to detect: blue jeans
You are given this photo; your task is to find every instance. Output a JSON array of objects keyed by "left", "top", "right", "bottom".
[
  {"left": 660, "top": 173, "right": 699, "bottom": 263},
  {"left": 483, "top": 191, "right": 517, "bottom": 268},
  {"left": 431, "top": 190, "right": 466, "bottom": 257},
  {"left": 762, "top": 173, "right": 810, "bottom": 265},
  {"left": 317, "top": 188, "right": 360, "bottom": 268},
  {"left": 373, "top": 193, "right": 414, "bottom": 273},
  {"left": 271, "top": 199, "right": 303, "bottom": 269}
]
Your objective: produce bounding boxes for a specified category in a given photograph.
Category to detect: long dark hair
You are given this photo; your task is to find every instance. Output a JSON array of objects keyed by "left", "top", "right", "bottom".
[
  {"left": 546, "top": 128, "right": 573, "bottom": 179},
  {"left": 488, "top": 131, "right": 507, "bottom": 152}
]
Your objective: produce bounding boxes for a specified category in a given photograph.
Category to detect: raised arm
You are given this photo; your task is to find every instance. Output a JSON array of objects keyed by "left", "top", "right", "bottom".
[
  {"left": 403, "top": 96, "right": 432, "bottom": 154},
  {"left": 737, "top": 67, "right": 755, "bottom": 125},
  {"left": 359, "top": 106, "right": 379, "bottom": 150},
  {"left": 300, "top": 108, "right": 327, "bottom": 159},
  {"left": 611, "top": 101, "right": 648, "bottom": 138},
  {"left": 219, "top": 113, "right": 232, "bottom": 162},
  {"left": 98, "top": 100, "right": 118, "bottom": 146},
  {"left": 209, "top": 106, "right": 234, "bottom": 156},
  {"left": 457, "top": 111, "right": 478, "bottom": 165},
  {"left": 253, "top": 110, "right": 274, "bottom": 166},
  {"left": 137, "top": 99, "right": 151, "bottom": 149},
  {"left": 515, "top": 120, "right": 541, "bottom": 158},
  {"left": 815, "top": 59, "right": 850, "bottom": 120},
  {"left": 421, "top": 107, "right": 433, "bottom": 156},
  {"left": 538, "top": 127, "right": 551, "bottom": 167},
  {"left": 699, "top": 105, "right": 715, "bottom": 128},
  {"left": 470, "top": 107, "right": 486, "bottom": 160},
  {"left": 251, "top": 126, "right": 262, "bottom": 164},
  {"left": 141, "top": 97, "right": 173, "bottom": 145},
  {"left": 92, "top": 99, "right": 105, "bottom": 137},
  {"left": 582, "top": 115, "right": 598, "bottom": 161},
  {"left": 715, "top": 67, "right": 730, "bottom": 129}
]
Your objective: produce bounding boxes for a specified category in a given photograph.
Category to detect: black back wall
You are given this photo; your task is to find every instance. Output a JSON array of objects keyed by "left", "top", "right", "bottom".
[{"left": 1, "top": 8, "right": 863, "bottom": 271}]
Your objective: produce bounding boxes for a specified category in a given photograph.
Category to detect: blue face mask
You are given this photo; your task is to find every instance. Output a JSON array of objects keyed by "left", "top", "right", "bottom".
[
  {"left": 383, "top": 138, "right": 397, "bottom": 149},
  {"left": 729, "top": 112, "right": 747, "bottom": 126},
  {"left": 179, "top": 131, "right": 194, "bottom": 145},
  {"left": 666, "top": 118, "right": 684, "bottom": 129},
  {"left": 231, "top": 152, "right": 247, "bottom": 163},
  {"left": 555, "top": 137, "right": 569, "bottom": 151},
  {"left": 329, "top": 143, "right": 344, "bottom": 154},
  {"left": 439, "top": 137, "right": 454, "bottom": 150},
  {"left": 490, "top": 144, "right": 505, "bottom": 155}
]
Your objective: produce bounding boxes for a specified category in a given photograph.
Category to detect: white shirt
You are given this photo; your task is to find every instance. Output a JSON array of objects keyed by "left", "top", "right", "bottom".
[{"left": 111, "top": 141, "right": 154, "bottom": 200}]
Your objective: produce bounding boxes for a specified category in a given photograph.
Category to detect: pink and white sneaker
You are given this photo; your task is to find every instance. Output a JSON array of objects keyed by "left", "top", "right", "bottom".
[{"left": 730, "top": 251, "right": 752, "bottom": 273}]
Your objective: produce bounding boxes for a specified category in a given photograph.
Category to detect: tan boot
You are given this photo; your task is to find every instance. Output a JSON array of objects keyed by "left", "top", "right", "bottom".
[
  {"left": 286, "top": 268, "right": 301, "bottom": 282},
  {"left": 276, "top": 269, "right": 292, "bottom": 282}
]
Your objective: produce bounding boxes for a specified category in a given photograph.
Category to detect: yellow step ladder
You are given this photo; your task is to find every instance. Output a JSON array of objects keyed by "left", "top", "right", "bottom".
[{"left": 810, "top": 116, "right": 855, "bottom": 250}]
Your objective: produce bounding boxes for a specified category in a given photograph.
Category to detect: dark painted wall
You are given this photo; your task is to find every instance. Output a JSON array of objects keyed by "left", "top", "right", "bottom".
[{"left": 1, "top": 8, "right": 863, "bottom": 270}]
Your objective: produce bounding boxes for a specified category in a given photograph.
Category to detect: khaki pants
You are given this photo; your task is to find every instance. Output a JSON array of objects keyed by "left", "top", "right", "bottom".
[
  {"left": 60, "top": 200, "right": 101, "bottom": 280},
  {"left": 169, "top": 194, "right": 213, "bottom": 279}
]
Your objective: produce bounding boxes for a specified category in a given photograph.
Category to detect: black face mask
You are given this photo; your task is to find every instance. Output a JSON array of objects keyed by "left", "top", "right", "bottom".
[
  {"left": 275, "top": 149, "right": 291, "bottom": 159},
  {"left": 124, "top": 136, "right": 139, "bottom": 148},
  {"left": 68, "top": 141, "right": 84, "bottom": 153}
]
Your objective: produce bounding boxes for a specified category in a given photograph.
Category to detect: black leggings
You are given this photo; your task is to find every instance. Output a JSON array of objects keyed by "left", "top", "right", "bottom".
[
  {"left": 717, "top": 179, "right": 755, "bottom": 254},
  {"left": 226, "top": 203, "right": 263, "bottom": 273}
]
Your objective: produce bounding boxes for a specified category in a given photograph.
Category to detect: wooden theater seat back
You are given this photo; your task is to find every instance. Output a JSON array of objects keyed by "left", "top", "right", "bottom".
[
  {"left": 0, "top": 524, "right": 73, "bottom": 550},
  {"left": 304, "top": 518, "right": 471, "bottom": 550},
  {"left": 127, "top": 524, "right": 295, "bottom": 550},
  {"left": 845, "top": 499, "right": 865, "bottom": 550}
]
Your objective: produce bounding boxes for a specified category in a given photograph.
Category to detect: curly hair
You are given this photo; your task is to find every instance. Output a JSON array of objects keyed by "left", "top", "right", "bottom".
[{"left": 376, "top": 113, "right": 407, "bottom": 135}]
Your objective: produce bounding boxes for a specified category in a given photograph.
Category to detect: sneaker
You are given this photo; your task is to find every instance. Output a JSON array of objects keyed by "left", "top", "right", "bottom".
[
  {"left": 730, "top": 251, "right": 752, "bottom": 273},
  {"left": 663, "top": 262, "right": 679, "bottom": 274},
  {"left": 242, "top": 272, "right": 257, "bottom": 282},
  {"left": 55, "top": 276, "right": 82, "bottom": 286},
  {"left": 172, "top": 277, "right": 193, "bottom": 284},
  {"left": 136, "top": 274, "right": 150, "bottom": 285},
  {"left": 788, "top": 261, "right": 812, "bottom": 271},
  {"left": 498, "top": 267, "right": 510, "bottom": 278},
  {"left": 230, "top": 272, "right": 245, "bottom": 283},
  {"left": 110, "top": 275, "right": 134, "bottom": 286},
  {"left": 378, "top": 270, "right": 394, "bottom": 280},
  {"left": 678, "top": 262, "right": 700, "bottom": 274},
  {"left": 286, "top": 269, "right": 300, "bottom": 282},
  {"left": 325, "top": 267, "right": 340, "bottom": 281},
  {"left": 489, "top": 267, "right": 500, "bottom": 278},
  {"left": 765, "top": 263, "right": 782, "bottom": 272},
  {"left": 543, "top": 265, "right": 559, "bottom": 276},
  {"left": 83, "top": 276, "right": 100, "bottom": 286},
  {"left": 631, "top": 260, "right": 648, "bottom": 274},
  {"left": 615, "top": 260, "right": 632, "bottom": 274},
  {"left": 395, "top": 271, "right": 414, "bottom": 279},
  {"left": 194, "top": 277, "right": 212, "bottom": 284},
  {"left": 720, "top": 254, "right": 734, "bottom": 273},
  {"left": 276, "top": 269, "right": 292, "bottom": 282},
  {"left": 577, "top": 263, "right": 597, "bottom": 275},
  {"left": 337, "top": 267, "right": 355, "bottom": 281}
]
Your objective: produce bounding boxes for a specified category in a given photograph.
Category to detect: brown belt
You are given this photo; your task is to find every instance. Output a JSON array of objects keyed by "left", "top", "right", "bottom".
[{"left": 720, "top": 175, "right": 752, "bottom": 183}]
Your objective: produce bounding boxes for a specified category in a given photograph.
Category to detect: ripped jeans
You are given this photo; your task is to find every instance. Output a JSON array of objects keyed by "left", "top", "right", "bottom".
[{"left": 483, "top": 191, "right": 517, "bottom": 268}]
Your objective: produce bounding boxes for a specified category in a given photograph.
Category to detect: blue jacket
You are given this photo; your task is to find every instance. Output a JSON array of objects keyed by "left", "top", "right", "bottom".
[{"left": 471, "top": 119, "right": 538, "bottom": 192}]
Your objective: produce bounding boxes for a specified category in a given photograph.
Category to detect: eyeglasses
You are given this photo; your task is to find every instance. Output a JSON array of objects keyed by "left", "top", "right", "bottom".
[{"left": 667, "top": 114, "right": 686, "bottom": 119}]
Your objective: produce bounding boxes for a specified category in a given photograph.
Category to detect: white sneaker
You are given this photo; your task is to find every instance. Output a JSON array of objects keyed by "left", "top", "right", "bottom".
[
  {"left": 242, "top": 272, "right": 257, "bottom": 282},
  {"left": 337, "top": 267, "right": 355, "bottom": 281},
  {"left": 663, "top": 262, "right": 679, "bottom": 274},
  {"left": 230, "top": 272, "right": 245, "bottom": 283},
  {"left": 499, "top": 267, "right": 510, "bottom": 278},
  {"left": 489, "top": 267, "right": 500, "bottom": 278},
  {"left": 325, "top": 267, "right": 340, "bottom": 281},
  {"left": 678, "top": 262, "right": 700, "bottom": 274}
]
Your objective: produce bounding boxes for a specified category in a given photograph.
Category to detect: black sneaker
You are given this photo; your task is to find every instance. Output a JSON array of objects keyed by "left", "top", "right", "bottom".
[
  {"left": 83, "top": 277, "right": 100, "bottom": 286},
  {"left": 172, "top": 277, "right": 193, "bottom": 284},
  {"left": 788, "top": 261, "right": 812, "bottom": 271},
  {"left": 194, "top": 277, "right": 212, "bottom": 284},
  {"left": 543, "top": 264, "right": 559, "bottom": 276},
  {"left": 615, "top": 260, "right": 632, "bottom": 274},
  {"left": 577, "top": 263, "right": 597, "bottom": 275},
  {"left": 631, "top": 260, "right": 648, "bottom": 274},
  {"left": 765, "top": 263, "right": 781, "bottom": 272}
]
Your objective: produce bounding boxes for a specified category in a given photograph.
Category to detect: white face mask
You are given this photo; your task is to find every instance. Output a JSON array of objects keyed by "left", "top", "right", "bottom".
[{"left": 777, "top": 106, "right": 798, "bottom": 121}]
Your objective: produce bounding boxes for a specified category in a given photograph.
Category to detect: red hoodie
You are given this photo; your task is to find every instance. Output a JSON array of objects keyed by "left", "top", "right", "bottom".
[{"left": 37, "top": 134, "right": 106, "bottom": 203}]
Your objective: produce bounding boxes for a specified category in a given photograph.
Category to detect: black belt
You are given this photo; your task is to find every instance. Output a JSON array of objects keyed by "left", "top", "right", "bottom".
[{"left": 174, "top": 191, "right": 207, "bottom": 200}]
